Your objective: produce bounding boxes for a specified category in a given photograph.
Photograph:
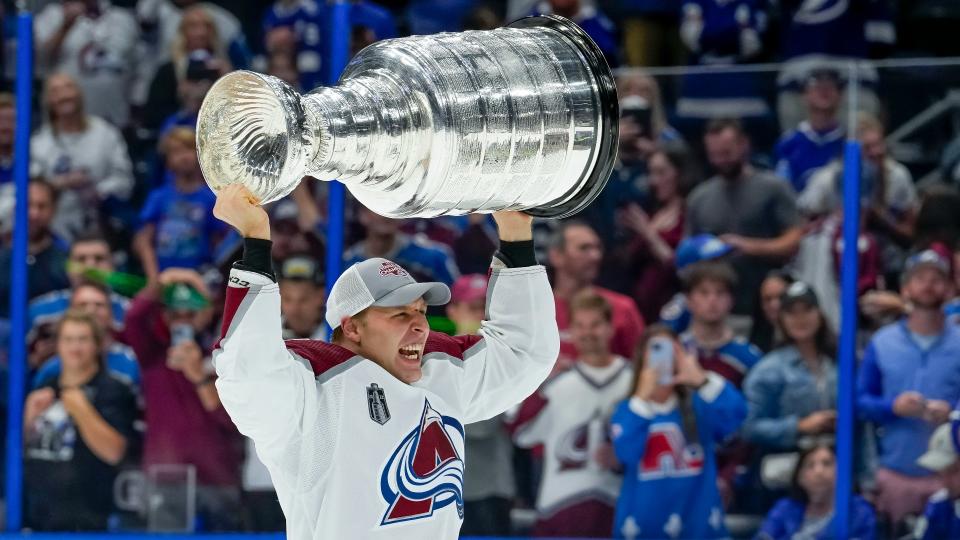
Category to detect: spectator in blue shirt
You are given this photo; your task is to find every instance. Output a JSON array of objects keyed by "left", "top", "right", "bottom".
[
  {"left": 611, "top": 325, "right": 746, "bottom": 539},
  {"left": 133, "top": 128, "right": 223, "bottom": 283},
  {"left": 774, "top": 69, "right": 845, "bottom": 192},
  {"left": 33, "top": 281, "right": 140, "bottom": 390},
  {"left": 344, "top": 205, "right": 459, "bottom": 286},
  {"left": 914, "top": 421, "right": 960, "bottom": 540},
  {"left": 755, "top": 444, "right": 876, "bottom": 540},
  {"left": 857, "top": 249, "right": 960, "bottom": 525}
]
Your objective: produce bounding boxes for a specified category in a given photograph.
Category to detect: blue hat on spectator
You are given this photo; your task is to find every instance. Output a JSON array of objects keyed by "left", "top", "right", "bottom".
[{"left": 675, "top": 234, "right": 733, "bottom": 270}]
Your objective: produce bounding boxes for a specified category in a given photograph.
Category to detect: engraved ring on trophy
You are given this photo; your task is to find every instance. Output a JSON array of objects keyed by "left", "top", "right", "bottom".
[{"left": 196, "top": 15, "right": 619, "bottom": 219}]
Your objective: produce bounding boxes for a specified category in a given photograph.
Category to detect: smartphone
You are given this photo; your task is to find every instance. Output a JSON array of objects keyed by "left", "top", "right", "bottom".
[
  {"left": 647, "top": 336, "right": 674, "bottom": 386},
  {"left": 170, "top": 323, "right": 195, "bottom": 346}
]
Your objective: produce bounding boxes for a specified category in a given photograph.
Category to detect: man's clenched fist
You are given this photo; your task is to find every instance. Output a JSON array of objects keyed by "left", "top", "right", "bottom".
[{"left": 213, "top": 185, "right": 271, "bottom": 240}]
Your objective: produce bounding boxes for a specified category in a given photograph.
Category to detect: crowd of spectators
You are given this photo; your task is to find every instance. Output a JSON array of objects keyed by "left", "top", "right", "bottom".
[{"left": 2, "top": 0, "right": 960, "bottom": 538}]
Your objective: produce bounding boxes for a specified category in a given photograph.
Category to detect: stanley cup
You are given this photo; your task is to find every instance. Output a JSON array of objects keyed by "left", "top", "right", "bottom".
[{"left": 196, "top": 16, "right": 618, "bottom": 218}]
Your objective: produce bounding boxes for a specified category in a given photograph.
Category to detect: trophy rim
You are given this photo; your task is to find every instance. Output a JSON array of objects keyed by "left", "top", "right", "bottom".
[{"left": 506, "top": 15, "right": 620, "bottom": 219}]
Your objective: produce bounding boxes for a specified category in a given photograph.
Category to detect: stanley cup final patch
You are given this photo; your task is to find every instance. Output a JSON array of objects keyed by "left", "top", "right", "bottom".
[{"left": 367, "top": 383, "right": 391, "bottom": 425}]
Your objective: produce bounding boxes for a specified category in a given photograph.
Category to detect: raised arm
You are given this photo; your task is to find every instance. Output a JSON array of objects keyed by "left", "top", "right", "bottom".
[
  {"left": 211, "top": 186, "right": 316, "bottom": 455},
  {"left": 455, "top": 212, "right": 560, "bottom": 423}
]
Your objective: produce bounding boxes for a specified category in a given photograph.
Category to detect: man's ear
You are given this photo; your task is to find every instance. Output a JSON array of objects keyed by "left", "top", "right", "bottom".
[{"left": 340, "top": 316, "right": 363, "bottom": 344}]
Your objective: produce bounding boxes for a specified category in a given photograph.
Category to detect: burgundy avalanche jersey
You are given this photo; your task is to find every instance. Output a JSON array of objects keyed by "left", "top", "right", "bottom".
[{"left": 213, "top": 266, "right": 559, "bottom": 539}]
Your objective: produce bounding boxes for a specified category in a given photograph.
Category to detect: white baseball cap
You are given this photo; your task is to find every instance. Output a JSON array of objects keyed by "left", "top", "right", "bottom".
[
  {"left": 918, "top": 422, "right": 959, "bottom": 472},
  {"left": 325, "top": 258, "right": 451, "bottom": 330}
]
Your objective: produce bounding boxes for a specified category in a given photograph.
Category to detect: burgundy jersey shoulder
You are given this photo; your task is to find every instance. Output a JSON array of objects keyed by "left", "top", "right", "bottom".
[
  {"left": 284, "top": 339, "right": 356, "bottom": 377},
  {"left": 425, "top": 332, "right": 483, "bottom": 360}
]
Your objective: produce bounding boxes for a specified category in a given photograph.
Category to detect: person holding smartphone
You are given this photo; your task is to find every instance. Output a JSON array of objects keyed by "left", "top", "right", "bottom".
[{"left": 610, "top": 325, "right": 746, "bottom": 539}]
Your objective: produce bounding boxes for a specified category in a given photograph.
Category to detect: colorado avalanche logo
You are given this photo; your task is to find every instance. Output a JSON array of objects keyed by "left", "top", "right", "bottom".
[
  {"left": 379, "top": 261, "right": 409, "bottom": 278},
  {"left": 379, "top": 400, "right": 465, "bottom": 525},
  {"left": 639, "top": 424, "right": 704, "bottom": 480}
]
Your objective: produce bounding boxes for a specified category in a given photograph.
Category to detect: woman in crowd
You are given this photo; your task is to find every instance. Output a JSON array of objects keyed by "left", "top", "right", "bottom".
[
  {"left": 611, "top": 325, "right": 746, "bottom": 539},
  {"left": 145, "top": 5, "right": 232, "bottom": 130},
  {"left": 30, "top": 73, "right": 135, "bottom": 242},
  {"left": 23, "top": 310, "right": 139, "bottom": 531},
  {"left": 743, "top": 281, "right": 838, "bottom": 453},
  {"left": 755, "top": 445, "right": 876, "bottom": 540},
  {"left": 620, "top": 144, "right": 698, "bottom": 322},
  {"left": 750, "top": 271, "right": 794, "bottom": 353}
]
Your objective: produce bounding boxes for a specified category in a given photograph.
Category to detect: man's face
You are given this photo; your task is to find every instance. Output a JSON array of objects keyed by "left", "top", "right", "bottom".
[
  {"left": 570, "top": 307, "right": 613, "bottom": 359},
  {"left": 804, "top": 78, "right": 841, "bottom": 115},
  {"left": 687, "top": 279, "right": 733, "bottom": 325},
  {"left": 552, "top": 226, "right": 603, "bottom": 284},
  {"left": 0, "top": 106, "right": 14, "bottom": 150},
  {"left": 69, "top": 240, "right": 113, "bottom": 277},
  {"left": 903, "top": 267, "right": 951, "bottom": 310},
  {"left": 860, "top": 128, "right": 886, "bottom": 166},
  {"left": 57, "top": 320, "right": 99, "bottom": 372},
  {"left": 348, "top": 298, "right": 430, "bottom": 384},
  {"left": 28, "top": 184, "right": 55, "bottom": 240},
  {"left": 71, "top": 286, "right": 112, "bottom": 331},
  {"left": 446, "top": 299, "right": 485, "bottom": 335},
  {"left": 165, "top": 140, "right": 200, "bottom": 177},
  {"left": 704, "top": 128, "right": 747, "bottom": 179},
  {"left": 280, "top": 280, "right": 324, "bottom": 337}
]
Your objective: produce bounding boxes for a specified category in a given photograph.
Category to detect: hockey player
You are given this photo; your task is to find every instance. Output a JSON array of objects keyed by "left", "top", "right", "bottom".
[
  {"left": 210, "top": 185, "right": 560, "bottom": 539},
  {"left": 611, "top": 325, "right": 746, "bottom": 539},
  {"left": 511, "top": 291, "right": 634, "bottom": 537}
]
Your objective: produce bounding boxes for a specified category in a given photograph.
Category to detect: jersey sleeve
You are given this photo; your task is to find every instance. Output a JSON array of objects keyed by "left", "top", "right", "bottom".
[
  {"left": 213, "top": 268, "right": 320, "bottom": 463},
  {"left": 694, "top": 372, "right": 748, "bottom": 443},
  {"left": 457, "top": 266, "right": 560, "bottom": 424},
  {"left": 610, "top": 397, "right": 653, "bottom": 466}
]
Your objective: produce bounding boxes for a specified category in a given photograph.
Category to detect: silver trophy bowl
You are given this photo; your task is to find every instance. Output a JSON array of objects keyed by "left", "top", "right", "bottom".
[{"left": 196, "top": 15, "right": 619, "bottom": 218}]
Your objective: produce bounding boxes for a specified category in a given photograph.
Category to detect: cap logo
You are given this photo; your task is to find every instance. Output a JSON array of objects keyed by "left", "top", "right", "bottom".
[
  {"left": 787, "top": 281, "right": 809, "bottom": 297},
  {"left": 702, "top": 238, "right": 725, "bottom": 256},
  {"left": 379, "top": 261, "right": 409, "bottom": 278}
]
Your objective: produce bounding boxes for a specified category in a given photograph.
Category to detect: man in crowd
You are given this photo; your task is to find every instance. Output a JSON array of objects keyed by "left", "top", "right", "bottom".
[
  {"left": 550, "top": 221, "right": 644, "bottom": 366},
  {"left": 512, "top": 292, "right": 632, "bottom": 537},
  {"left": 686, "top": 118, "right": 803, "bottom": 323},
  {"left": 279, "top": 255, "right": 325, "bottom": 340},
  {"left": 775, "top": 68, "right": 845, "bottom": 192},
  {"left": 0, "top": 179, "right": 70, "bottom": 317},
  {"left": 680, "top": 261, "right": 762, "bottom": 390},
  {"left": 858, "top": 249, "right": 960, "bottom": 526}
]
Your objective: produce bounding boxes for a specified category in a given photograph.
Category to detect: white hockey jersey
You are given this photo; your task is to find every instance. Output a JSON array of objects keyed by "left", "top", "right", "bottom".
[
  {"left": 213, "top": 265, "right": 559, "bottom": 539},
  {"left": 512, "top": 357, "right": 634, "bottom": 517}
]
